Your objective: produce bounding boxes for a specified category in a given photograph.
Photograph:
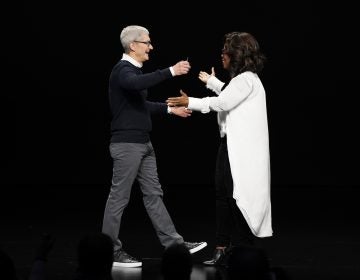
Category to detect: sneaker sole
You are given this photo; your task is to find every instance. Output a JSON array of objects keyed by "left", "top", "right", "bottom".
[
  {"left": 189, "top": 242, "right": 207, "bottom": 254},
  {"left": 203, "top": 261, "right": 216, "bottom": 266},
  {"left": 203, "top": 260, "right": 226, "bottom": 266},
  {"left": 113, "top": 261, "right": 142, "bottom": 268}
]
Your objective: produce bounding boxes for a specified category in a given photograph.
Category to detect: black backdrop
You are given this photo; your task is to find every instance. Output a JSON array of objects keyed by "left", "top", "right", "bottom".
[{"left": 8, "top": 2, "right": 359, "bottom": 188}]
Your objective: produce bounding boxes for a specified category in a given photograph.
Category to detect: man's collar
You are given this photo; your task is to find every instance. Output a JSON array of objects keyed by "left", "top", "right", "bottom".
[{"left": 121, "top": 53, "right": 143, "bottom": 68}]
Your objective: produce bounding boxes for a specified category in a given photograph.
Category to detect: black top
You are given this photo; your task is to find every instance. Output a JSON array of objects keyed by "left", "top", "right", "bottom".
[{"left": 109, "top": 60, "right": 172, "bottom": 143}]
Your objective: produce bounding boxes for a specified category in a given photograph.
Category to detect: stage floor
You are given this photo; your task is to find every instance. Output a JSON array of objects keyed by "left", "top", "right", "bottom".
[{"left": 1, "top": 184, "right": 359, "bottom": 280}]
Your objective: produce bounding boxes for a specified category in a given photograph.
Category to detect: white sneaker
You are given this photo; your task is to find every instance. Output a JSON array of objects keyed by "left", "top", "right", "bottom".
[
  {"left": 113, "top": 249, "right": 142, "bottom": 268},
  {"left": 184, "top": 241, "right": 207, "bottom": 254}
]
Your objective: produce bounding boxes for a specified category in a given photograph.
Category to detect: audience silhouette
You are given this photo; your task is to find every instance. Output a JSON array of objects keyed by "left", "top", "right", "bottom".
[
  {"left": 226, "top": 245, "right": 272, "bottom": 280},
  {"left": 73, "top": 232, "right": 114, "bottom": 280},
  {"left": 29, "top": 233, "right": 55, "bottom": 280},
  {"left": 161, "top": 243, "right": 193, "bottom": 280},
  {"left": 2, "top": 232, "right": 291, "bottom": 280},
  {"left": 0, "top": 248, "right": 18, "bottom": 280},
  {"left": 1, "top": 233, "right": 55, "bottom": 280}
]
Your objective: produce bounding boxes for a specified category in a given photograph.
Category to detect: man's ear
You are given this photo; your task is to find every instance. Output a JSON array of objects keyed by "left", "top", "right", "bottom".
[{"left": 129, "top": 42, "right": 136, "bottom": 52}]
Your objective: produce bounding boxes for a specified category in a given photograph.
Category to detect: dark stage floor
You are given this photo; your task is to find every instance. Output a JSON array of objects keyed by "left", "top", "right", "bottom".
[{"left": 1, "top": 184, "right": 360, "bottom": 280}]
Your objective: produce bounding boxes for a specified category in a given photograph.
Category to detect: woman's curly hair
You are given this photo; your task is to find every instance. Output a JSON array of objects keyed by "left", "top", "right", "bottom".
[{"left": 223, "top": 32, "right": 266, "bottom": 78}]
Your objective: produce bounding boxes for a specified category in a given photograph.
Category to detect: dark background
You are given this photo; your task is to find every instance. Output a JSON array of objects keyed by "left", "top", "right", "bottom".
[
  {"left": 7, "top": 3, "right": 359, "bottom": 188},
  {"left": 3, "top": 3, "right": 360, "bottom": 280}
]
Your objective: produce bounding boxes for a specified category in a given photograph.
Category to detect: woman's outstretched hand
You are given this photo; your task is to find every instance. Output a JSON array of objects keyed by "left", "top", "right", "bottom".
[
  {"left": 198, "top": 67, "right": 215, "bottom": 83},
  {"left": 166, "top": 89, "right": 189, "bottom": 107}
]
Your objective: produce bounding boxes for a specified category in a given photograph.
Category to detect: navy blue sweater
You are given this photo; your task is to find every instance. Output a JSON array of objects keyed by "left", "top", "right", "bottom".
[{"left": 109, "top": 60, "right": 173, "bottom": 143}]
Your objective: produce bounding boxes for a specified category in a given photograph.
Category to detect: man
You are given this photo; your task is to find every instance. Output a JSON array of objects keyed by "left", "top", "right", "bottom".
[{"left": 102, "top": 25, "right": 207, "bottom": 268}]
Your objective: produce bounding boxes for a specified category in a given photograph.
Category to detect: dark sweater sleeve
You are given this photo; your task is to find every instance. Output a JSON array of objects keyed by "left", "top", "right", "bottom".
[
  {"left": 146, "top": 101, "right": 168, "bottom": 115},
  {"left": 117, "top": 63, "right": 173, "bottom": 90}
]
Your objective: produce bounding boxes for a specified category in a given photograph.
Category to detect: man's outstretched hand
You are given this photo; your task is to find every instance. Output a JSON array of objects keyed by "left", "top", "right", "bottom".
[
  {"left": 172, "top": 60, "right": 191, "bottom": 76},
  {"left": 169, "top": 105, "right": 192, "bottom": 118}
]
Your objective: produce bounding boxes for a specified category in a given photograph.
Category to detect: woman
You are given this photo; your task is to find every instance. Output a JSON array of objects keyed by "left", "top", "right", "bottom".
[{"left": 167, "top": 32, "right": 273, "bottom": 266}]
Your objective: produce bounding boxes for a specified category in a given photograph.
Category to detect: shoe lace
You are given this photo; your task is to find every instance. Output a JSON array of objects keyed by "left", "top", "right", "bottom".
[
  {"left": 184, "top": 242, "right": 198, "bottom": 248},
  {"left": 115, "top": 249, "right": 137, "bottom": 261}
]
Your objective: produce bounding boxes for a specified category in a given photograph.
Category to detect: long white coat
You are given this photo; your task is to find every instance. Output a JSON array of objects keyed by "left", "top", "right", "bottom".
[{"left": 188, "top": 71, "right": 272, "bottom": 237}]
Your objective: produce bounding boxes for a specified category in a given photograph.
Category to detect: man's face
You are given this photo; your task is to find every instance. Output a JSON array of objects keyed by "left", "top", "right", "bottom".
[{"left": 132, "top": 34, "right": 153, "bottom": 63}]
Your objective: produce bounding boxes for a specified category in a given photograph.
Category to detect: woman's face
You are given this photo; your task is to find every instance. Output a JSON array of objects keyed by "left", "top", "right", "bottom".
[{"left": 221, "top": 47, "right": 230, "bottom": 70}]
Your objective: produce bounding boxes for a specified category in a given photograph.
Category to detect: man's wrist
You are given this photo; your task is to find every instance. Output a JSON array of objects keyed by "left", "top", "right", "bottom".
[
  {"left": 169, "top": 67, "right": 175, "bottom": 76},
  {"left": 167, "top": 106, "right": 172, "bottom": 114}
]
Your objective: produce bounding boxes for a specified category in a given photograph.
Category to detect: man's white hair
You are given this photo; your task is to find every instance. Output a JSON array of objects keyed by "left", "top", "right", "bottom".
[{"left": 120, "top": 25, "right": 149, "bottom": 53}]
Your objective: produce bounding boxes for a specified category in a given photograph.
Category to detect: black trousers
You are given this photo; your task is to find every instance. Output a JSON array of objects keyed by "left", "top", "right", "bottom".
[{"left": 215, "top": 137, "right": 254, "bottom": 247}]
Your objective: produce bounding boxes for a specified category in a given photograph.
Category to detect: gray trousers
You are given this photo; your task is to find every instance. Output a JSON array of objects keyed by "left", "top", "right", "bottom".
[{"left": 102, "top": 142, "right": 183, "bottom": 251}]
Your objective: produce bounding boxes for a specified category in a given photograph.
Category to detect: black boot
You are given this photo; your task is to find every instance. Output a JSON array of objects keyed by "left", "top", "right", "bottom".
[{"left": 203, "top": 247, "right": 228, "bottom": 266}]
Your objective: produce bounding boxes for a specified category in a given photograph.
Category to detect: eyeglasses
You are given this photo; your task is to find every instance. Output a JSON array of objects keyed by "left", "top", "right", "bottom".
[{"left": 134, "top": 40, "right": 152, "bottom": 46}]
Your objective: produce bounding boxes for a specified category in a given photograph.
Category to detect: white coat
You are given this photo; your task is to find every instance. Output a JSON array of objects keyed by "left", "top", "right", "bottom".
[{"left": 188, "top": 71, "right": 272, "bottom": 237}]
